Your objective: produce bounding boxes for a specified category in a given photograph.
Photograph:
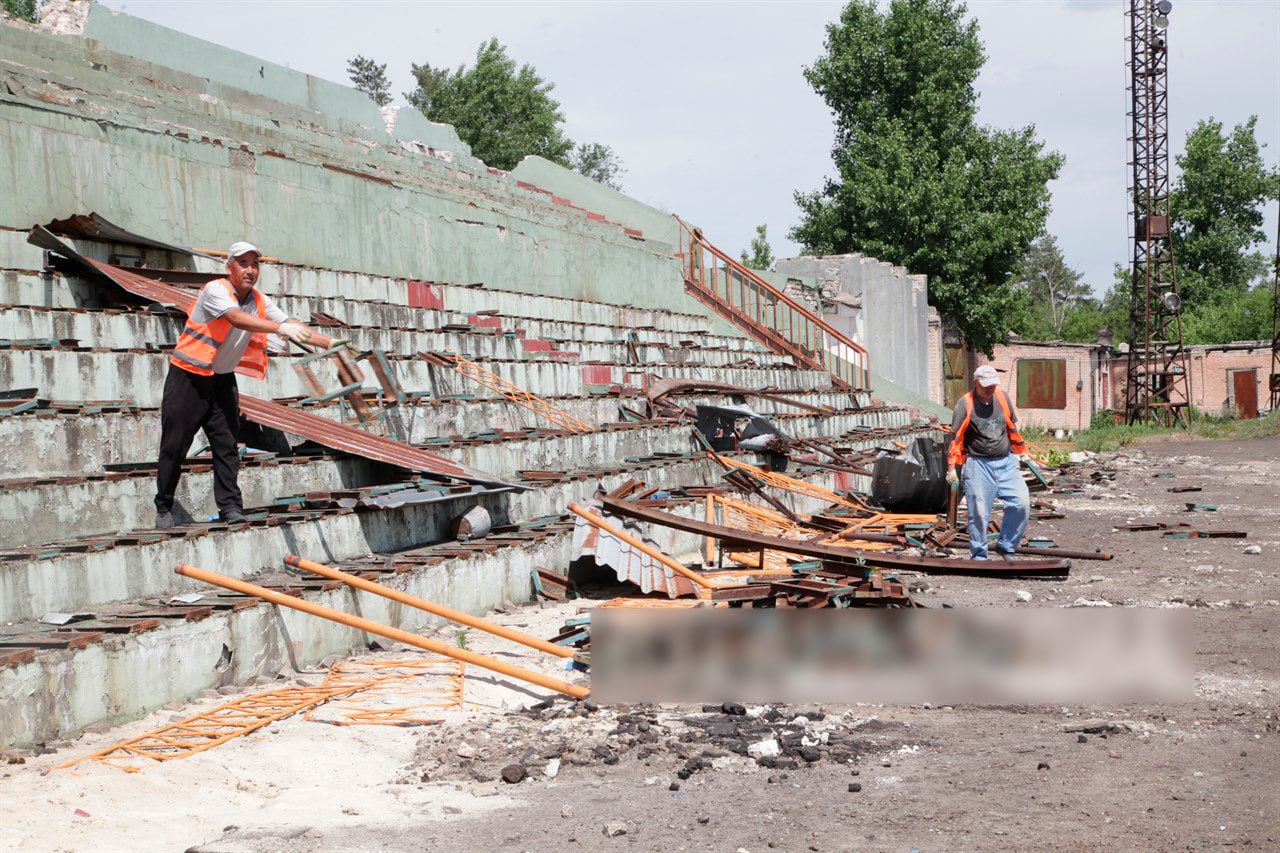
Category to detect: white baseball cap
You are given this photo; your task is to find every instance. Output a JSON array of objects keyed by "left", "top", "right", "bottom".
[
  {"left": 973, "top": 364, "right": 1000, "bottom": 387},
  {"left": 227, "top": 241, "right": 260, "bottom": 259}
]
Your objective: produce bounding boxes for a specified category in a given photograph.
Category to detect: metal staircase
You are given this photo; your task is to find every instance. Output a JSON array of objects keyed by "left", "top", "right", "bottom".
[{"left": 675, "top": 217, "right": 871, "bottom": 392}]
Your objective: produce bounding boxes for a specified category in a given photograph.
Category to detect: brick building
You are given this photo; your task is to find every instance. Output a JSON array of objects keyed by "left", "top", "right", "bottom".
[
  {"left": 935, "top": 338, "right": 1275, "bottom": 433},
  {"left": 1106, "top": 341, "right": 1274, "bottom": 420},
  {"left": 971, "top": 340, "right": 1110, "bottom": 433}
]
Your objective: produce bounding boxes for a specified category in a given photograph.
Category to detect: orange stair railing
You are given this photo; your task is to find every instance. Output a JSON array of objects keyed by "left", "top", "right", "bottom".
[{"left": 675, "top": 216, "right": 871, "bottom": 391}]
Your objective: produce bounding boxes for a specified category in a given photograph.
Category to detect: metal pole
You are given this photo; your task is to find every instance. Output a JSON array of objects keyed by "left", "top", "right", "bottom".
[
  {"left": 285, "top": 555, "right": 573, "bottom": 658},
  {"left": 175, "top": 563, "right": 589, "bottom": 699}
]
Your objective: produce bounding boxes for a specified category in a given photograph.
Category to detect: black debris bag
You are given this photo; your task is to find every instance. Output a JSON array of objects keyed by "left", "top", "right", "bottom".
[
  {"left": 695, "top": 406, "right": 739, "bottom": 452},
  {"left": 871, "top": 436, "right": 949, "bottom": 513}
]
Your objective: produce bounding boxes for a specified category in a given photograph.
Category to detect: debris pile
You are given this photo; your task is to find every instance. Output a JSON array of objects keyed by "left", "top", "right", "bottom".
[{"left": 404, "top": 699, "right": 919, "bottom": 785}]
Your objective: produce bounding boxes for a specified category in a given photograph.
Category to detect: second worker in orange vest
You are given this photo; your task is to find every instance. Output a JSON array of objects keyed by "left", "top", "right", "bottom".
[
  {"left": 946, "top": 364, "right": 1032, "bottom": 561},
  {"left": 154, "top": 242, "right": 337, "bottom": 529}
]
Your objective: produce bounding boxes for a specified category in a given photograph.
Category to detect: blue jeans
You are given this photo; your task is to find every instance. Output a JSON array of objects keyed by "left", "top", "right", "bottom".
[{"left": 962, "top": 454, "right": 1030, "bottom": 559}]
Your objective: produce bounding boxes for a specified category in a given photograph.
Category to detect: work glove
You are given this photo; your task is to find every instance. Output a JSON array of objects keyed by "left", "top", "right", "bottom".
[
  {"left": 277, "top": 321, "right": 312, "bottom": 344},
  {"left": 1018, "top": 452, "right": 1033, "bottom": 465},
  {"left": 945, "top": 468, "right": 959, "bottom": 487}
]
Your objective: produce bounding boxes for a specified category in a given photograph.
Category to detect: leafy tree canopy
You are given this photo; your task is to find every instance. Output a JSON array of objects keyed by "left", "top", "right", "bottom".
[
  {"left": 567, "top": 142, "right": 625, "bottom": 191},
  {"left": 1012, "top": 233, "right": 1093, "bottom": 340},
  {"left": 402, "top": 40, "right": 625, "bottom": 187},
  {"left": 406, "top": 39, "right": 572, "bottom": 171},
  {"left": 1170, "top": 116, "right": 1279, "bottom": 309},
  {"left": 741, "top": 224, "right": 775, "bottom": 271},
  {"left": 792, "top": 0, "right": 1063, "bottom": 355},
  {"left": 2, "top": 0, "right": 38, "bottom": 22},
  {"left": 347, "top": 55, "right": 392, "bottom": 107}
]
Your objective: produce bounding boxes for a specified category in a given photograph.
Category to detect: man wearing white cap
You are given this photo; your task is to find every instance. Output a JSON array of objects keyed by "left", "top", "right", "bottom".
[
  {"left": 155, "top": 242, "right": 335, "bottom": 528},
  {"left": 945, "top": 365, "right": 1032, "bottom": 560}
]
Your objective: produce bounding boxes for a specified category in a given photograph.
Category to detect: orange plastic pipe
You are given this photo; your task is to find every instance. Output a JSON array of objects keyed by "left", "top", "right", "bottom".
[
  {"left": 284, "top": 554, "right": 573, "bottom": 659},
  {"left": 567, "top": 503, "right": 715, "bottom": 593},
  {"left": 175, "top": 563, "right": 588, "bottom": 699}
]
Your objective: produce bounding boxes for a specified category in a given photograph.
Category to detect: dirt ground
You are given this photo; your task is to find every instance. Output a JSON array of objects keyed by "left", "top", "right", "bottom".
[{"left": 2, "top": 437, "right": 1276, "bottom": 852}]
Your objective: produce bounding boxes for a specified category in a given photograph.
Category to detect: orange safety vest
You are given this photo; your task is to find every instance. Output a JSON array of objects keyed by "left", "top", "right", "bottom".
[
  {"left": 170, "top": 279, "right": 269, "bottom": 380},
  {"left": 948, "top": 388, "right": 1026, "bottom": 466}
]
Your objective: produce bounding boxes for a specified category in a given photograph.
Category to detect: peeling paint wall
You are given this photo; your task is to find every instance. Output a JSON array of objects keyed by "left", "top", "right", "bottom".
[
  {"left": 0, "top": 4, "right": 703, "bottom": 313},
  {"left": 776, "top": 254, "right": 933, "bottom": 401}
]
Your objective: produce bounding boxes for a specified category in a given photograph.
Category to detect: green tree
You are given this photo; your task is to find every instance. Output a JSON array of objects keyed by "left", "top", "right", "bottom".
[
  {"left": 406, "top": 39, "right": 572, "bottom": 171},
  {"left": 347, "top": 55, "right": 392, "bottom": 107},
  {"left": 1170, "top": 116, "right": 1279, "bottom": 310},
  {"left": 740, "top": 224, "right": 775, "bottom": 271},
  {"left": 567, "top": 142, "right": 625, "bottom": 191},
  {"left": 2, "top": 0, "right": 38, "bottom": 22},
  {"left": 1048, "top": 274, "right": 1128, "bottom": 346},
  {"left": 1180, "top": 284, "right": 1273, "bottom": 344},
  {"left": 1013, "top": 233, "right": 1092, "bottom": 340},
  {"left": 792, "top": 0, "right": 1063, "bottom": 355}
]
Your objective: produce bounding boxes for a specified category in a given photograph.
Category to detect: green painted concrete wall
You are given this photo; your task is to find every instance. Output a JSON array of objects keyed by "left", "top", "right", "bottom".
[{"left": 0, "top": 7, "right": 697, "bottom": 312}]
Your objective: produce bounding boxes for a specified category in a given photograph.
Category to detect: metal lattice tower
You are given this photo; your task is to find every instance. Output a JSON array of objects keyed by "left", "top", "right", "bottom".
[{"left": 1124, "top": 0, "right": 1191, "bottom": 426}]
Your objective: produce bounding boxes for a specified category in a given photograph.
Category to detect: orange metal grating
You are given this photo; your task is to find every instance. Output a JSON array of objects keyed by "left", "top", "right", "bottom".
[{"left": 56, "top": 657, "right": 465, "bottom": 771}]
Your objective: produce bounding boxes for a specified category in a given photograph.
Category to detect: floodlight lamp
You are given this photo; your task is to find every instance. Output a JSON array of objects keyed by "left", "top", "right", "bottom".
[
  {"left": 1154, "top": 13, "right": 1169, "bottom": 28},
  {"left": 1156, "top": 1, "right": 1173, "bottom": 13},
  {"left": 1161, "top": 291, "right": 1182, "bottom": 313}
]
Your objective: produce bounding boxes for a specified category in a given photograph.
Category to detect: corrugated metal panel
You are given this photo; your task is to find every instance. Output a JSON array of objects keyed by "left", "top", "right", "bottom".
[
  {"left": 571, "top": 510, "right": 693, "bottom": 598},
  {"left": 29, "top": 227, "right": 199, "bottom": 310},
  {"left": 239, "top": 394, "right": 511, "bottom": 487},
  {"left": 85, "top": 257, "right": 199, "bottom": 311},
  {"left": 44, "top": 213, "right": 219, "bottom": 260}
]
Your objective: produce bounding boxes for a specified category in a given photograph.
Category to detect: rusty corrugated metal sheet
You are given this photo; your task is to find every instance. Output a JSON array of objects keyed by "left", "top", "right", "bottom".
[
  {"left": 84, "top": 257, "right": 199, "bottom": 311},
  {"left": 240, "top": 387, "right": 510, "bottom": 487},
  {"left": 44, "top": 214, "right": 219, "bottom": 260},
  {"left": 29, "top": 227, "right": 199, "bottom": 310}
]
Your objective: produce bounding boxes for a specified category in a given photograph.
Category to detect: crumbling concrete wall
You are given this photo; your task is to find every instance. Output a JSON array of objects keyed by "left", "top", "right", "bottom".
[
  {"left": 775, "top": 254, "right": 931, "bottom": 400},
  {"left": 0, "top": 3, "right": 700, "bottom": 313}
]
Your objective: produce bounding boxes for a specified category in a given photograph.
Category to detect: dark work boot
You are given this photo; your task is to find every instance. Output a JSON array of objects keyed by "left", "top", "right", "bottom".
[
  {"left": 220, "top": 509, "right": 248, "bottom": 524},
  {"left": 155, "top": 511, "right": 175, "bottom": 529}
]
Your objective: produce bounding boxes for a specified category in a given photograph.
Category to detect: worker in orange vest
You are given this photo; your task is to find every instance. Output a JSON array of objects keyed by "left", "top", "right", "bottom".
[
  {"left": 945, "top": 365, "right": 1032, "bottom": 560},
  {"left": 154, "top": 242, "right": 337, "bottom": 529}
]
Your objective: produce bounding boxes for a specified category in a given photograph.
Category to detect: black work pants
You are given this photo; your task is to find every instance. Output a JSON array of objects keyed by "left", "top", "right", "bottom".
[{"left": 155, "top": 365, "right": 242, "bottom": 516}]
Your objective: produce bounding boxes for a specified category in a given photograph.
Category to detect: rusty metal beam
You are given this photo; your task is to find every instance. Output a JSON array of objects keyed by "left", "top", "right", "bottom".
[{"left": 600, "top": 497, "right": 1072, "bottom": 578}]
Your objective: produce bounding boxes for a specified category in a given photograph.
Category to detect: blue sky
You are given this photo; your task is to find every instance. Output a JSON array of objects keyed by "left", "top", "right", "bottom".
[{"left": 101, "top": 0, "right": 1279, "bottom": 297}]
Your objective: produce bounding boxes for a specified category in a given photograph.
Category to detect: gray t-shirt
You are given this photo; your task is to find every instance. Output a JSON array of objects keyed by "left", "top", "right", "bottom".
[
  {"left": 188, "top": 279, "right": 289, "bottom": 374},
  {"left": 951, "top": 392, "right": 1019, "bottom": 459}
]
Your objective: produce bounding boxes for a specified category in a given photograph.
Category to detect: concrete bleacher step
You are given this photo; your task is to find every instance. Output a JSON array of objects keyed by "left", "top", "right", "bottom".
[
  {"left": 0, "top": 421, "right": 929, "bottom": 627},
  {"left": 0, "top": 470, "right": 888, "bottom": 750},
  {"left": 2, "top": 348, "right": 836, "bottom": 407},
  {"left": 0, "top": 523, "right": 571, "bottom": 751},
  {"left": 0, "top": 282, "right": 767, "bottom": 354},
  {"left": 0, "top": 231, "right": 722, "bottom": 335},
  {"left": 0, "top": 388, "right": 878, "bottom": 479},
  {"left": 0, "top": 408, "right": 912, "bottom": 549},
  {"left": 0, "top": 305, "right": 794, "bottom": 369}
]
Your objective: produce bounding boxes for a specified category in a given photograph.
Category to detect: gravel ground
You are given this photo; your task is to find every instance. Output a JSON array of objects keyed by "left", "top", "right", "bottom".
[{"left": 7, "top": 437, "right": 1277, "bottom": 853}]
